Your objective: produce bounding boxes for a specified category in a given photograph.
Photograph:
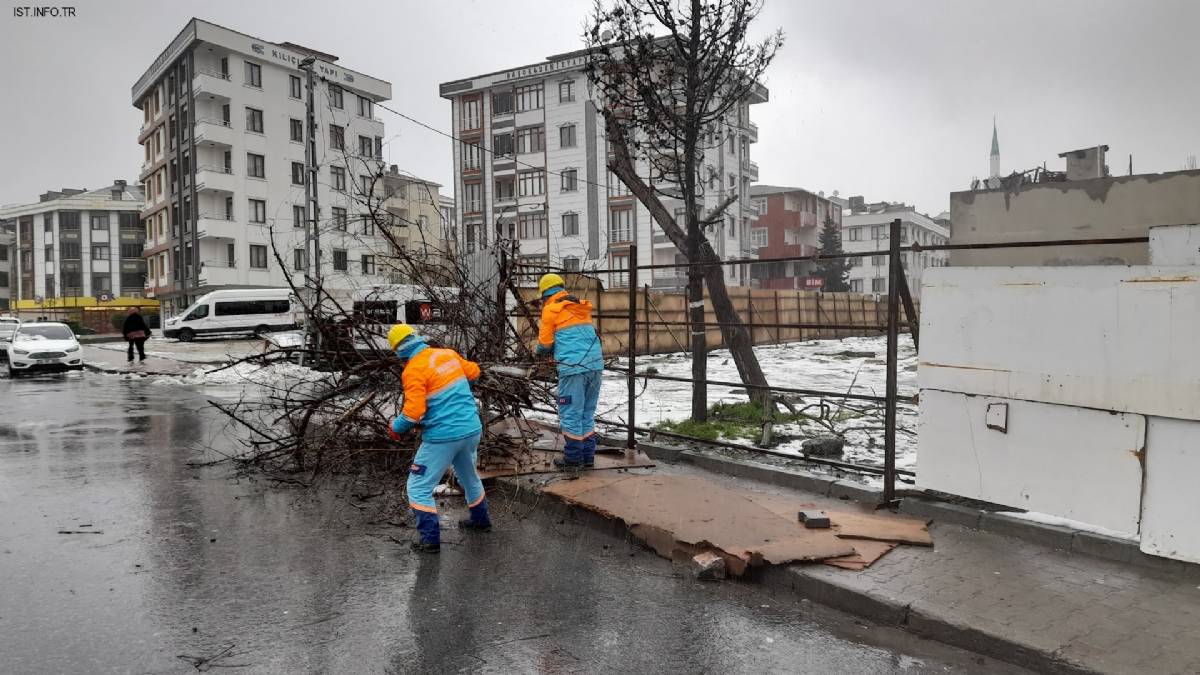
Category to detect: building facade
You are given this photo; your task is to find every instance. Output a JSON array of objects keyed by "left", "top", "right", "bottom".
[
  {"left": 0, "top": 181, "right": 147, "bottom": 311},
  {"left": 748, "top": 185, "right": 841, "bottom": 290},
  {"left": 439, "top": 49, "right": 765, "bottom": 290},
  {"left": 132, "top": 19, "right": 394, "bottom": 314},
  {"left": 842, "top": 201, "right": 950, "bottom": 298},
  {"left": 0, "top": 223, "right": 13, "bottom": 311},
  {"left": 379, "top": 166, "right": 452, "bottom": 280}
]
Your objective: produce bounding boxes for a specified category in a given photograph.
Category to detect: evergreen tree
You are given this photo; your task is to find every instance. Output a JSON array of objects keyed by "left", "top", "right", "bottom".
[{"left": 815, "top": 216, "right": 851, "bottom": 292}]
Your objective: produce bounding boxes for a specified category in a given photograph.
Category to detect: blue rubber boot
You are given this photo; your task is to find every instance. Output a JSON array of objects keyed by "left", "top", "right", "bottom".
[
  {"left": 412, "top": 510, "right": 441, "bottom": 553},
  {"left": 554, "top": 438, "right": 589, "bottom": 470},
  {"left": 458, "top": 499, "right": 492, "bottom": 532},
  {"left": 582, "top": 435, "right": 598, "bottom": 466}
]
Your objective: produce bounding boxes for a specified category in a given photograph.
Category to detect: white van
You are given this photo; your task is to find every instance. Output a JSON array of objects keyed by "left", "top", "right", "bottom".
[{"left": 162, "top": 288, "right": 300, "bottom": 342}]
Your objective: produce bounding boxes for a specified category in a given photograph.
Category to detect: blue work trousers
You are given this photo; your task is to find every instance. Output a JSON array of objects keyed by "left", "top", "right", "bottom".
[
  {"left": 407, "top": 432, "right": 485, "bottom": 514},
  {"left": 558, "top": 370, "right": 602, "bottom": 440}
]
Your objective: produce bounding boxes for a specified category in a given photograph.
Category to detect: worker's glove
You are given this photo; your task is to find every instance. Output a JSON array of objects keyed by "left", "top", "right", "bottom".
[{"left": 388, "top": 427, "right": 403, "bottom": 443}]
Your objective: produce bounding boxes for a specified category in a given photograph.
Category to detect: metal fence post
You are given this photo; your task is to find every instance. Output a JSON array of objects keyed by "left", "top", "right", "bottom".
[
  {"left": 626, "top": 243, "right": 638, "bottom": 453},
  {"left": 883, "top": 218, "right": 901, "bottom": 506}
]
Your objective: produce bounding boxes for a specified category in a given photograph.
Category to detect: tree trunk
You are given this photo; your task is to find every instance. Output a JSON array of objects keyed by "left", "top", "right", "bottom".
[{"left": 605, "top": 114, "right": 771, "bottom": 412}]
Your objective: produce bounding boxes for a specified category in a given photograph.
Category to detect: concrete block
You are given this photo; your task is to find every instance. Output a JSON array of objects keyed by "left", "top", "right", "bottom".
[
  {"left": 899, "top": 498, "right": 983, "bottom": 530},
  {"left": 637, "top": 440, "right": 686, "bottom": 462},
  {"left": 979, "top": 512, "right": 1077, "bottom": 551},
  {"left": 1070, "top": 531, "right": 1134, "bottom": 564}
]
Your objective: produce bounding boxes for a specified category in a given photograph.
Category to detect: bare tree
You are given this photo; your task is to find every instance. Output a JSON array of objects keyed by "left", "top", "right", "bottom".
[{"left": 585, "top": 0, "right": 783, "bottom": 420}]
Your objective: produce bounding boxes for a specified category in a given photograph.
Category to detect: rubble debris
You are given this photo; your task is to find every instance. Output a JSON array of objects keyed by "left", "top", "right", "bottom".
[
  {"left": 801, "top": 436, "right": 845, "bottom": 457},
  {"left": 798, "top": 510, "right": 831, "bottom": 529},
  {"left": 690, "top": 551, "right": 727, "bottom": 580}
]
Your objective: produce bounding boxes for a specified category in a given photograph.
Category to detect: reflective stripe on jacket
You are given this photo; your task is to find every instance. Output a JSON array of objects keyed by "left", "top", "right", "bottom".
[
  {"left": 537, "top": 289, "right": 603, "bottom": 375},
  {"left": 391, "top": 341, "right": 482, "bottom": 442}
]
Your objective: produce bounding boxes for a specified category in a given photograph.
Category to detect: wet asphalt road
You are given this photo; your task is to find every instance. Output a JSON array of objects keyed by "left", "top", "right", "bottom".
[{"left": 0, "top": 373, "right": 1031, "bottom": 674}]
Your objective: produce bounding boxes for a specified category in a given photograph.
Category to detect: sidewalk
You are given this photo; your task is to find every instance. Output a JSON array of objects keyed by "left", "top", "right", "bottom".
[
  {"left": 81, "top": 346, "right": 204, "bottom": 376},
  {"left": 498, "top": 455, "right": 1200, "bottom": 675}
]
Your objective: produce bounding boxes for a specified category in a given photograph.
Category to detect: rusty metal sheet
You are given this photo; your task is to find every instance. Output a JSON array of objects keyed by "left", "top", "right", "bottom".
[
  {"left": 477, "top": 450, "right": 654, "bottom": 479},
  {"left": 541, "top": 474, "right": 856, "bottom": 573},
  {"left": 741, "top": 492, "right": 934, "bottom": 547},
  {"left": 822, "top": 541, "right": 898, "bottom": 570}
]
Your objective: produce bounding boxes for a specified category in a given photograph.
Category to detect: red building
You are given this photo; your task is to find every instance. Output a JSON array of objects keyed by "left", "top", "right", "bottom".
[{"left": 748, "top": 185, "right": 842, "bottom": 290}]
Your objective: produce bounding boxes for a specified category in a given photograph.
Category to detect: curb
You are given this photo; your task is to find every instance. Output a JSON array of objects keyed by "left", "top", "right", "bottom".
[{"left": 491, "top": 471, "right": 1099, "bottom": 675}]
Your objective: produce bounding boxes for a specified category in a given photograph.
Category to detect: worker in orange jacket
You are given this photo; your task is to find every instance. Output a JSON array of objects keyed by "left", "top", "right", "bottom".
[
  {"left": 536, "top": 273, "right": 604, "bottom": 469},
  {"left": 387, "top": 323, "right": 490, "bottom": 554}
]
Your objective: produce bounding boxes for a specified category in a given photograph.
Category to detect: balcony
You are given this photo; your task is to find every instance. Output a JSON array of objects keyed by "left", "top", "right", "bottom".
[
  {"left": 192, "top": 70, "right": 233, "bottom": 101},
  {"left": 198, "top": 262, "right": 240, "bottom": 287},
  {"left": 747, "top": 121, "right": 758, "bottom": 143},
  {"left": 193, "top": 118, "right": 234, "bottom": 148},
  {"left": 747, "top": 160, "right": 759, "bottom": 181},
  {"left": 195, "top": 166, "right": 236, "bottom": 194},
  {"left": 197, "top": 215, "right": 241, "bottom": 240}
]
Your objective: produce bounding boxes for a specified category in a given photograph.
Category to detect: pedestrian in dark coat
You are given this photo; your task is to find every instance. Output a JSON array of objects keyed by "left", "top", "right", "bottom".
[{"left": 122, "top": 307, "right": 150, "bottom": 363}]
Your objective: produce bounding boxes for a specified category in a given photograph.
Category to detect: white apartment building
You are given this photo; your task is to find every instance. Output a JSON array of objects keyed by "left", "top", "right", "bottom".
[
  {"left": 439, "top": 48, "right": 765, "bottom": 290},
  {"left": 0, "top": 225, "right": 13, "bottom": 311},
  {"left": 0, "top": 182, "right": 146, "bottom": 307},
  {"left": 842, "top": 202, "right": 950, "bottom": 298},
  {"left": 132, "top": 19, "right": 394, "bottom": 314}
]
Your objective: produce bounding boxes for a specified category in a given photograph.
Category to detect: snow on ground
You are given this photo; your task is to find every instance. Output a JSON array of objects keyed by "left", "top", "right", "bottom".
[
  {"left": 1003, "top": 511, "right": 1139, "bottom": 541},
  {"left": 94, "top": 337, "right": 265, "bottom": 364},
  {"left": 588, "top": 335, "right": 918, "bottom": 472}
]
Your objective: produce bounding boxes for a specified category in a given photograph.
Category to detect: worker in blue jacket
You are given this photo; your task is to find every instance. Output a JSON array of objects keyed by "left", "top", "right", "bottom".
[
  {"left": 387, "top": 323, "right": 491, "bottom": 554},
  {"left": 536, "top": 273, "right": 604, "bottom": 469}
]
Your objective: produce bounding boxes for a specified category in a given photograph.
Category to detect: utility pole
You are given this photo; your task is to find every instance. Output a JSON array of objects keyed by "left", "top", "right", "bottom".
[{"left": 300, "top": 57, "right": 322, "bottom": 356}]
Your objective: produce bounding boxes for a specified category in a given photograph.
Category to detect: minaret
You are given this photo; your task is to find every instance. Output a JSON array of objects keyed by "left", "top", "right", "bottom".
[{"left": 989, "top": 118, "right": 1000, "bottom": 179}]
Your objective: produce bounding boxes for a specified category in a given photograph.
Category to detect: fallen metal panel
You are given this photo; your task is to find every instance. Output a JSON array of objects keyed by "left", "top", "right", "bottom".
[
  {"left": 478, "top": 449, "right": 654, "bottom": 479},
  {"left": 1140, "top": 417, "right": 1200, "bottom": 563},
  {"left": 741, "top": 492, "right": 933, "bottom": 546},
  {"left": 823, "top": 541, "right": 897, "bottom": 571},
  {"left": 919, "top": 266, "right": 1200, "bottom": 421},
  {"left": 917, "top": 390, "right": 1144, "bottom": 534}
]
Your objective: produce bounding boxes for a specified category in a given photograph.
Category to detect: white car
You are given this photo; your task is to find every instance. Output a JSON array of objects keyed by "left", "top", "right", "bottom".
[
  {"left": 0, "top": 317, "right": 19, "bottom": 363},
  {"left": 5, "top": 322, "right": 84, "bottom": 376}
]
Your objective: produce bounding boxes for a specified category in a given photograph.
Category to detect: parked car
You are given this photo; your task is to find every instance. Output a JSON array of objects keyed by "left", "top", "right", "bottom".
[
  {"left": 162, "top": 288, "right": 300, "bottom": 342},
  {"left": 5, "top": 322, "right": 83, "bottom": 376},
  {"left": 0, "top": 316, "right": 20, "bottom": 363}
]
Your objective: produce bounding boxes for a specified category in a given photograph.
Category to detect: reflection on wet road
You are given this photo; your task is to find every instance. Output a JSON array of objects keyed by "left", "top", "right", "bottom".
[{"left": 0, "top": 374, "right": 1027, "bottom": 673}]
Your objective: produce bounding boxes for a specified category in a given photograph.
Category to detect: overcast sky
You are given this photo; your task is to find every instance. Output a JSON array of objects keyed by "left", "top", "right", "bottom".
[{"left": 1, "top": 0, "right": 1198, "bottom": 214}]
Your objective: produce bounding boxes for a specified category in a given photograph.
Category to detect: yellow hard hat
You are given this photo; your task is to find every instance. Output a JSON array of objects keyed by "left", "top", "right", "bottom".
[
  {"left": 539, "top": 273, "right": 565, "bottom": 295},
  {"left": 387, "top": 323, "right": 414, "bottom": 351}
]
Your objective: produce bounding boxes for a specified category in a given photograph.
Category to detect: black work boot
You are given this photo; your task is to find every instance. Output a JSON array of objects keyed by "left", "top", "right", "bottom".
[
  {"left": 410, "top": 541, "right": 441, "bottom": 554},
  {"left": 458, "top": 500, "right": 492, "bottom": 532}
]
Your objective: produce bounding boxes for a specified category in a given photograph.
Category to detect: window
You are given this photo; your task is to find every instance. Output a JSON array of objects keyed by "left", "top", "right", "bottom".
[
  {"left": 563, "top": 257, "right": 580, "bottom": 272},
  {"left": 359, "top": 135, "right": 373, "bottom": 157},
  {"left": 607, "top": 171, "right": 631, "bottom": 197},
  {"left": 331, "top": 166, "right": 346, "bottom": 191},
  {"left": 333, "top": 249, "right": 348, "bottom": 271},
  {"left": 463, "top": 142, "right": 482, "bottom": 170},
  {"left": 418, "top": 214, "right": 429, "bottom": 232},
  {"left": 245, "top": 107, "right": 263, "bottom": 133},
  {"left": 249, "top": 244, "right": 268, "bottom": 269},
  {"left": 518, "top": 170, "right": 545, "bottom": 197},
  {"left": 558, "top": 80, "right": 575, "bottom": 102},
  {"left": 244, "top": 61, "right": 261, "bottom": 87},
  {"left": 849, "top": 279, "right": 863, "bottom": 292},
  {"left": 120, "top": 243, "right": 141, "bottom": 258},
  {"left": 357, "top": 95, "right": 373, "bottom": 118},
  {"left": 247, "top": 153, "right": 265, "bottom": 178},
  {"left": 515, "top": 84, "right": 543, "bottom": 111},
  {"left": 849, "top": 256, "right": 863, "bottom": 267},
  {"left": 519, "top": 212, "right": 547, "bottom": 239},
  {"left": 464, "top": 182, "right": 482, "bottom": 212},
  {"left": 559, "top": 124, "right": 576, "bottom": 148},
  {"left": 359, "top": 175, "right": 373, "bottom": 196},
  {"left": 329, "top": 84, "right": 343, "bottom": 109},
  {"left": 330, "top": 124, "right": 344, "bottom": 150},
  {"left": 60, "top": 242, "right": 81, "bottom": 259},
  {"left": 847, "top": 227, "right": 861, "bottom": 242},
  {"left": 375, "top": 136, "right": 383, "bottom": 159},
  {"left": 214, "top": 299, "right": 291, "bottom": 316},
  {"left": 60, "top": 211, "right": 80, "bottom": 230},
  {"left": 727, "top": 133, "right": 735, "bottom": 154},
  {"left": 332, "top": 207, "right": 348, "bottom": 230},
  {"left": 291, "top": 162, "right": 305, "bottom": 185},
  {"left": 462, "top": 98, "right": 481, "bottom": 129},
  {"left": 361, "top": 255, "right": 376, "bottom": 275},
  {"left": 516, "top": 126, "right": 544, "bottom": 154},
  {"left": 45, "top": 246, "right": 53, "bottom": 262},
  {"left": 493, "top": 133, "right": 513, "bottom": 157},
  {"left": 609, "top": 208, "right": 633, "bottom": 242},
  {"left": 561, "top": 169, "right": 578, "bottom": 192},
  {"left": 492, "top": 90, "right": 513, "bottom": 116},
  {"left": 90, "top": 213, "right": 109, "bottom": 230},
  {"left": 562, "top": 212, "right": 579, "bottom": 236},
  {"left": 872, "top": 255, "right": 885, "bottom": 267},
  {"left": 92, "top": 273, "right": 110, "bottom": 293},
  {"left": 290, "top": 75, "right": 301, "bottom": 99},
  {"left": 361, "top": 215, "right": 375, "bottom": 236},
  {"left": 872, "top": 277, "right": 885, "bottom": 292},
  {"left": 294, "top": 248, "right": 307, "bottom": 271},
  {"left": 293, "top": 205, "right": 306, "bottom": 229},
  {"left": 91, "top": 244, "right": 109, "bottom": 260},
  {"left": 900, "top": 227, "right": 909, "bottom": 243},
  {"left": 248, "top": 199, "right": 266, "bottom": 223},
  {"left": 610, "top": 253, "right": 629, "bottom": 288},
  {"left": 495, "top": 177, "right": 515, "bottom": 201},
  {"left": 749, "top": 228, "right": 768, "bottom": 248},
  {"left": 872, "top": 225, "right": 885, "bottom": 240},
  {"left": 290, "top": 118, "right": 303, "bottom": 142}
]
